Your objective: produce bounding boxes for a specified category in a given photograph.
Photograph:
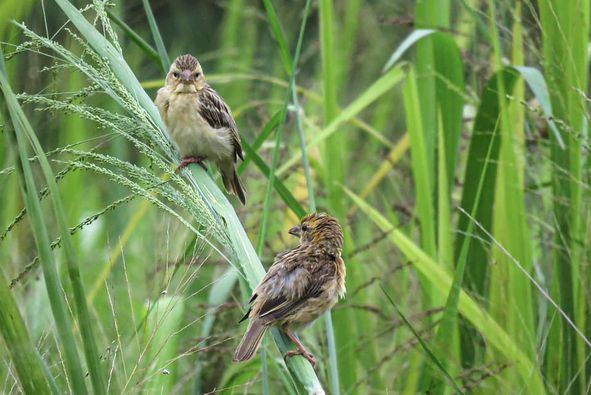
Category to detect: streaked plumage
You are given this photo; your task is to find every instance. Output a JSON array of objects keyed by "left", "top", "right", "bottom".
[
  {"left": 155, "top": 54, "right": 246, "bottom": 204},
  {"left": 234, "top": 213, "right": 346, "bottom": 366}
]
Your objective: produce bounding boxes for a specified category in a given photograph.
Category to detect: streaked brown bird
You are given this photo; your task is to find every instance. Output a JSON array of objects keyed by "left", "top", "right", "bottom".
[
  {"left": 233, "top": 213, "right": 346, "bottom": 366},
  {"left": 155, "top": 54, "right": 246, "bottom": 204}
]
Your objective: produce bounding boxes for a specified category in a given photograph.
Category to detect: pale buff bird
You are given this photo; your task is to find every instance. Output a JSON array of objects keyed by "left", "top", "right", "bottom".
[
  {"left": 155, "top": 54, "right": 246, "bottom": 204},
  {"left": 234, "top": 213, "right": 346, "bottom": 366}
]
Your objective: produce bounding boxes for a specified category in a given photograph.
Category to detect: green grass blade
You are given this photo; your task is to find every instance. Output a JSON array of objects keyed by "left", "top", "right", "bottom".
[
  {"left": 427, "top": 113, "right": 457, "bottom": 395},
  {"left": 261, "top": 0, "right": 293, "bottom": 76},
  {"left": 487, "top": 3, "right": 536, "bottom": 387},
  {"left": 278, "top": 64, "right": 406, "bottom": 175},
  {"left": 141, "top": 0, "right": 170, "bottom": 72},
  {"left": 1, "top": 47, "right": 107, "bottom": 394},
  {"left": 513, "top": 66, "right": 564, "bottom": 149},
  {"left": 403, "top": 66, "right": 436, "bottom": 258},
  {"left": 49, "top": 0, "right": 325, "bottom": 390},
  {"left": 193, "top": 267, "right": 239, "bottom": 394},
  {"left": 455, "top": 64, "right": 566, "bottom": 293},
  {"left": 0, "top": 268, "right": 52, "bottom": 394},
  {"left": 144, "top": 296, "right": 184, "bottom": 394},
  {"left": 257, "top": 0, "right": 312, "bottom": 254},
  {"left": 384, "top": 29, "right": 465, "bottom": 191},
  {"left": 383, "top": 29, "right": 435, "bottom": 72},
  {"left": 538, "top": 1, "right": 590, "bottom": 387},
  {"left": 0, "top": 63, "right": 88, "bottom": 395},
  {"left": 380, "top": 285, "right": 464, "bottom": 394},
  {"left": 345, "top": 187, "right": 546, "bottom": 394},
  {"left": 319, "top": 0, "right": 343, "bottom": 211},
  {"left": 241, "top": 141, "right": 306, "bottom": 217},
  {"left": 191, "top": 167, "right": 324, "bottom": 393},
  {"left": 53, "top": 0, "right": 170, "bottom": 153},
  {"left": 414, "top": 0, "right": 450, "bottom": 207},
  {"left": 432, "top": 34, "right": 464, "bottom": 191},
  {"left": 454, "top": 68, "right": 519, "bottom": 294},
  {"left": 257, "top": 0, "right": 310, "bottom": 251},
  {"left": 318, "top": 0, "right": 348, "bottom": 391},
  {"left": 239, "top": 109, "right": 282, "bottom": 172},
  {"left": 255, "top": 109, "right": 284, "bottom": 253},
  {"left": 106, "top": 9, "right": 160, "bottom": 65}
]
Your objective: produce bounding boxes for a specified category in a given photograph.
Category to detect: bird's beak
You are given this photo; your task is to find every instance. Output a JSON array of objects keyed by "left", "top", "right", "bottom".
[
  {"left": 180, "top": 69, "right": 192, "bottom": 83},
  {"left": 288, "top": 225, "right": 301, "bottom": 237}
]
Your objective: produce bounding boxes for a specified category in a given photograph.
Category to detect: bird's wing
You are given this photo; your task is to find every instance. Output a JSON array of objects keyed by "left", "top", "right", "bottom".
[
  {"left": 198, "top": 84, "right": 244, "bottom": 161},
  {"left": 238, "top": 251, "right": 289, "bottom": 323},
  {"left": 154, "top": 87, "right": 170, "bottom": 122},
  {"left": 254, "top": 251, "right": 336, "bottom": 322}
]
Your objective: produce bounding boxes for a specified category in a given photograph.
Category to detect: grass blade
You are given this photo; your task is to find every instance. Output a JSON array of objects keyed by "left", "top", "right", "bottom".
[
  {"left": 191, "top": 166, "right": 324, "bottom": 393},
  {"left": 257, "top": 0, "right": 312, "bottom": 253},
  {"left": 144, "top": 296, "right": 184, "bottom": 394},
  {"left": 277, "top": 64, "right": 406, "bottom": 175},
  {"left": 50, "top": 0, "right": 325, "bottom": 391},
  {"left": 192, "top": 268, "right": 239, "bottom": 394},
  {"left": 261, "top": 0, "right": 293, "bottom": 76},
  {"left": 2, "top": 46, "right": 108, "bottom": 395},
  {"left": 538, "top": 2, "right": 589, "bottom": 387},
  {"left": 107, "top": 9, "right": 160, "bottom": 65},
  {"left": 0, "top": 57, "right": 88, "bottom": 395},
  {"left": 53, "top": 0, "right": 169, "bottom": 152},
  {"left": 141, "top": 0, "right": 170, "bottom": 72},
  {"left": 345, "top": 187, "right": 546, "bottom": 393},
  {"left": 383, "top": 29, "right": 435, "bottom": 72},
  {"left": 380, "top": 285, "right": 464, "bottom": 394},
  {"left": 241, "top": 141, "right": 305, "bottom": 217},
  {"left": 385, "top": 27, "right": 465, "bottom": 188},
  {"left": 0, "top": 268, "right": 52, "bottom": 394},
  {"left": 454, "top": 68, "right": 519, "bottom": 294},
  {"left": 403, "top": 66, "right": 436, "bottom": 257}
]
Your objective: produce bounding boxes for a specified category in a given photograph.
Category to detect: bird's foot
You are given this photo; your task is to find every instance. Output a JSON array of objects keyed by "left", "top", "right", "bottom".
[
  {"left": 284, "top": 349, "right": 317, "bottom": 367},
  {"left": 176, "top": 156, "right": 207, "bottom": 173}
]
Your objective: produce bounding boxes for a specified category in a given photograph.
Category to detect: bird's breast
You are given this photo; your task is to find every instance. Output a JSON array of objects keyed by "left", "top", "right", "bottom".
[{"left": 163, "top": 94, "right": 233, "bottom": 161}]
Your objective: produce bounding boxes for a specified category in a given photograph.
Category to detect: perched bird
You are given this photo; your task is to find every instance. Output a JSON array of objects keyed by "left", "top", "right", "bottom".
[
  {"left": 155, "top": 54, "right": 246, "bottom": 204},
  {"left": 234, "top": 213, "right": 346, "bottom": 366}
]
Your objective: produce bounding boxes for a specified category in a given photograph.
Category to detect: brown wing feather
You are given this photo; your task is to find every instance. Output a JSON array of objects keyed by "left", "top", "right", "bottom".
[
  {"left": 257, "top": 278, "right": 327, "bottom": 321},
  {"left": 247, "top": 248, "right": 337, "bottom": 323},
  {"left": 198, "top": 84, "right": 244, "bottom": 161}
]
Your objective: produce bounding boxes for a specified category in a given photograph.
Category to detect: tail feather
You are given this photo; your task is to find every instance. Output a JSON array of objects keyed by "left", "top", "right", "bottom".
[
  {"left": 233, "top": 320, "right": 267, "bottom": 362},
  {"left": 222, "top": 167, "right": 246, "bottom": 205}
]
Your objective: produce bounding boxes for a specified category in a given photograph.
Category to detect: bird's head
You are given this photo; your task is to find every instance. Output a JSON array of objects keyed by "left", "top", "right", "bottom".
[
  {"left": 166, "top": 54, "right": 205, "bottom": 93},
  {"left": 288, "top": 212, "right": 343, "bottom": 252}
]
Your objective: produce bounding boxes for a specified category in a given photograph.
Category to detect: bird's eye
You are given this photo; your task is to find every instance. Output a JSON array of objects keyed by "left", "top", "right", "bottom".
[
  {"left": 301, "top": 224, "right": 309, "bottom": 232},
  {"left": 194, "top": 72, "right": 201, "bottom": 79},
  {"left": 172, "top": 72, "right": 179, "bottom": 79}
]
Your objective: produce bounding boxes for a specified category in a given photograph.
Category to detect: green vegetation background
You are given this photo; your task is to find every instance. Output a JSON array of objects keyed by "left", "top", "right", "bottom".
[{"left": 0, "top": 0, "right": 589, "bottom": 394}]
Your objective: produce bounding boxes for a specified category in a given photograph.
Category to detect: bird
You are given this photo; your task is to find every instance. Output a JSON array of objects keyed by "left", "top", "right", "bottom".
[
  {"left": 155, "top": 54, "right": 246, "bottom": 204},
  {"left": 233, "top": 212, "right": 346, "bottom": 366}
]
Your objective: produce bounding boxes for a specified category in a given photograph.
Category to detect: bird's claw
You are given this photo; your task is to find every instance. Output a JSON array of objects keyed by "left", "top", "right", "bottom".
[
  {"left": 284, "top": 350, "right": 317, "bottom": 367},
  {"left": 176, "top": 156, "right": 208, "bottom": 173}
]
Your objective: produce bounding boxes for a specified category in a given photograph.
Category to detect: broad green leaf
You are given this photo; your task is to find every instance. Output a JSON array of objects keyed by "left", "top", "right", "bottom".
[{"left": 455, "top": 68, "right": 519, "bottom": 294}]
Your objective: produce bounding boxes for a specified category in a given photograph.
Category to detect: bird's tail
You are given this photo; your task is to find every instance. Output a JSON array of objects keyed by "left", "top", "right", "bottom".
[
  {"left": 233, "top": 320, "right": 267, "bottom": 362},
  {"left": 222, "top": 167, "right": 246, "bottom": 205}
]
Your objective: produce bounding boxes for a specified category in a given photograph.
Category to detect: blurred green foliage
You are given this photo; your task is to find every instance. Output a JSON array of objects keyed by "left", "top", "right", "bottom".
[{"left": 0, "top": 0, "right": 589, "bottom": 394}]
